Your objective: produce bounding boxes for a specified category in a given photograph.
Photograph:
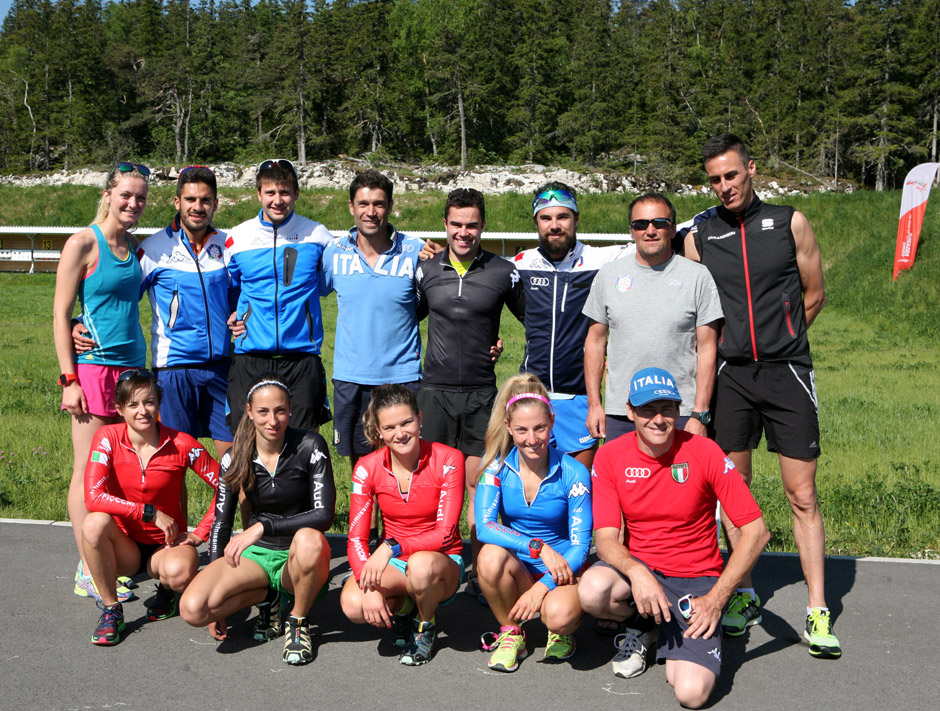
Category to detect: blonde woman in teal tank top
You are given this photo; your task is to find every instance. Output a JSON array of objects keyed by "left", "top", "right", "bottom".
[{"left": 53, "top": 163, "right": 150, "bottom": 597}]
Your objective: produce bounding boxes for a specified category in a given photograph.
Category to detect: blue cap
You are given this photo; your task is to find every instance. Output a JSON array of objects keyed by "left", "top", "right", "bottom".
[{"left": 628, "top": 367, "right": 682, "bottom": 407}]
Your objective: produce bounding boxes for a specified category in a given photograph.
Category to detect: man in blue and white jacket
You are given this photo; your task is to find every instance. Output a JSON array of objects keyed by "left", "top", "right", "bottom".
[{"left": 224, "top": 159, "right": 333, "bottom": 434}]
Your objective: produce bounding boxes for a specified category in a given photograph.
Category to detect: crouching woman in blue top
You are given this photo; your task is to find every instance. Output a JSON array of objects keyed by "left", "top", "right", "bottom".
[{"left": 474, "top": 373, "right": 592, "bottom": 672}]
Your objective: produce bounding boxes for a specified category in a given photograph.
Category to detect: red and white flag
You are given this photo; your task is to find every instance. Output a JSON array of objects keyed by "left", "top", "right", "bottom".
[{"left": 894, "top": 163, "right": 940, "bottom": 280}]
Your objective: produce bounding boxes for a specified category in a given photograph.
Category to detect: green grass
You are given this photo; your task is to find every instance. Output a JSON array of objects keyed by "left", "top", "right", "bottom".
[{"left": 0, "top": 187, "right": 938, "bottom": 558}]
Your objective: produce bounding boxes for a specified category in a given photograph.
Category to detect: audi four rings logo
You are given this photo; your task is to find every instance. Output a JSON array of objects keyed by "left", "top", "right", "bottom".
[
  {"left": 529, "top": 276, "right": 550, "bottom": 287},
  {"left": 624, "top": 467, "right": 652, "bottom": 478}
]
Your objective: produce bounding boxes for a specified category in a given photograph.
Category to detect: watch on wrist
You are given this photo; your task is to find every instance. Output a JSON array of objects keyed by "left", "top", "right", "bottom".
[
  {"left": 690, "top": 410, "right": 712, "bottom": 426},
  {"left": 143, "top": 504, "right": 156, "bottom": 523},
  {"left": 528, "top": 538, "right": 544, "bottom": 559},
  {"left": 384, "top": 537, "right": 401, "bottom": 557},
  {"left": 58, "top": 373, "right": 78, "bottom": 386}
]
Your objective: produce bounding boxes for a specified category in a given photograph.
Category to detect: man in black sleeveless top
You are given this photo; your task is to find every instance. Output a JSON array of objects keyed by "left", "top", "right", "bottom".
[{"left": 684, "top": 134, "right": 840, "bottom": 660}]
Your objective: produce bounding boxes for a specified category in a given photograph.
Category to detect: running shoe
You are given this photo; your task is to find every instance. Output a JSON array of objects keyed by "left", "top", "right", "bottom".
[
  {"left": 485, "top": 626, "right": 528, "bottom": 672},
  {"left": 91, "top": 601, "right": 125, "bottom": 646},
  {"left": 117, "top": 575, "right": 138, "bottom": 590},
  {"left": 804, "top": 608, "right": 842, "bottom": 659},
  {"left": 74, "top": 566, "right": 136, "bottom": 603},
  {"left": 611, "top": 627, "right": 657, "bottom": 679},
  {"left": 146, "top": 583, "right": 180, "bottom": 621},
  {"left": 253, "top": 593, "right": 283, "bottom": 642},
  {"left": 389, "top": 600, "right": 417, "bottom": 648},
  {"left": 283, "top": 616, "right": 314, "bottom": 665},
  {"left": 463, "top": 576, "right": 490, "bottom": 607},
  {"left": 399, "top": 619, "right": 437, "bottom": 666},
  {"left": 721, "top": 591, "right": 762, "bottom": 636},
  {"left": 544, "top": 631, "right": 576, "bottom": 660}
]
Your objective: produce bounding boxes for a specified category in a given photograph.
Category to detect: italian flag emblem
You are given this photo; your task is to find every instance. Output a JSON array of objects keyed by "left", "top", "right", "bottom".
[{"left": 671, "top": 463, "right": 689, "bottom": 484}]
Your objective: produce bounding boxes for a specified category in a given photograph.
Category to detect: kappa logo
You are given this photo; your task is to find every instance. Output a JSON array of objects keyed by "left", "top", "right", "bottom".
[
  {"left": 624, "top": 467, "right": 652, "bottom": 479},
  {"left": 708, "top": 647, "right": 721, "bottom": 662},
  {"left": 668, "top": 279, "right": 682, "bottom": 287},
  {"left": 187, "top": 447, "right": 204, "bottom": 465},
  {"left": 510, "top": 270, "right": 521, "bottom": 287},
  {"left": 99, "top": 437, "right": 112, "bottom": 453},
  {"left": 707, "top": 231, "right": 735, "bottom": 241},
  {"left": 761, "top": 218, "right": 774, "bottom": 231},
  {"left": 529, "top": 276, "right": 550, "bottom": 288},
  {"left": 568, "top": 481, "right": 590, "bottom": 498},
  {"left": 310, "top": 449, "right": 327, "bottom": 465},
  {"left": 723, "top": 457, "right": 736, "bottom": 474},
  {"left": 168, "top": 247, "right": 190, "bottom": 263}
]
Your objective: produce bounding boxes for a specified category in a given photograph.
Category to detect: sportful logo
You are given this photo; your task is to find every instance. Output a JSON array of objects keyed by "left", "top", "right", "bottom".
[
  {"left": 624, "top": 467, "right": 652, "bottom": 479},
  {"left": 707, "top": 231, "right": 735, "bottom": 241},
  {"left": 529, "top": 276, "right": 550, "bottom": 288},
  {"left": 568, "top": 481, "right": 590, "bottom": 498},
  {"left": 761, "top": 218, "right": 774, "bottom": 231},
  {"left": 671, "top": 463, "right": 689, "bottom": 484}
]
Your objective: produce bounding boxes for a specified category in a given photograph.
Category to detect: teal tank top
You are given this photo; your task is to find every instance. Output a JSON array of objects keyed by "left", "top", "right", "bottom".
[{"left": 76, "top": 225, "right": 146, "bottom": 367}]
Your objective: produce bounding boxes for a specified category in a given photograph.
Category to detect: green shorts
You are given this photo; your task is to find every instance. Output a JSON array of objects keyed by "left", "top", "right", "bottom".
[
  {"left": 241, "top": 545, "right": 328, "bottom": 601},
  {"left": 388, "top": 553, "right": 466, "bottom": 606}
]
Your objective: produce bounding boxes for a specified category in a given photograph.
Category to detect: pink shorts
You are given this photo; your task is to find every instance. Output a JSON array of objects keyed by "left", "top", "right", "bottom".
[{"left": 64, "top": 364, "right": 139, "bottom": 418}]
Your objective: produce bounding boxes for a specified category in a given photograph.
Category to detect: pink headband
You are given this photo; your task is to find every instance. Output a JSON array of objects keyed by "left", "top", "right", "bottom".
[{"left": 506, "top": 393, "right": 552, "bottom": 412}]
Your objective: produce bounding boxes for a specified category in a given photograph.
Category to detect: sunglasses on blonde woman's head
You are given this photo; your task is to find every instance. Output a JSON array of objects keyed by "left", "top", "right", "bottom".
[{"left": 110, "top": 162, "right": 151, "bottom": 179}]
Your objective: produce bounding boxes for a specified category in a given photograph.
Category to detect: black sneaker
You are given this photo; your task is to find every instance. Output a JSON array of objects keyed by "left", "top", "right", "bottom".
[
  {"left": 146, "top": 583, "right": 180, "bottom": 621},
  {"left": 254, "top": 593, "right": 283, "bottom": 642},
  {"left": 390, "top": 600, "right": 417, "bottom": 648},
  {"left": 400, "top": 619, "right": 437, "bottom": 666},
  {"left": 283, "top": 616, "right": 314, "bottom": 665}
]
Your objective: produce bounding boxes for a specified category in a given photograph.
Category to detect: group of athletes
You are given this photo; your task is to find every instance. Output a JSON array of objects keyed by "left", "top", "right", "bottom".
[{"left": 51, "top": 132, "right": 840, "bottom": 708}]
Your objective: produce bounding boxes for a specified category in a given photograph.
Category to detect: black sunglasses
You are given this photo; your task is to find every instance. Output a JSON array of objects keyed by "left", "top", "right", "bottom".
[
  {"left": 630, "top": 218, "right": 673, "bottom": 231},
  {"left": 118, "top": 368, "right": 157, "bottom": 382},
  {"left": 111, "top": 162, "right": 151, "bottom": 178},
  {"left": 258, "top": 159, "right": 297, "bottom": 176}
]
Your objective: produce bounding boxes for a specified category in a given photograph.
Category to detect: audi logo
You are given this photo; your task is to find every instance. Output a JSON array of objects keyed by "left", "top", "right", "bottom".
[
  {"left": 529, "top": 276, "right": 550, "bottom": 287},
  {"left": 624, "top": 467, "right": 652, "bottom": 478}
]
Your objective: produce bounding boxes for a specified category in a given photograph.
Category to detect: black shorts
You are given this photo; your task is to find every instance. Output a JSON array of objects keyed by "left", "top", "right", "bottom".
[
  {"left": 416, "top": 387, "right": 496, "bottom": 458},
  {"left": 714, "top": 360, "right": 820, "bottom": 459},
  {"left": 135, "top": 541, "right": 162, "bottom": 576},
  {"left": 332, "top": 379, "right": 421, "bottom": 456},
  {"left": 227, "top": 353, "right": 329, "bottom": 435},
  {"left": 654, "top": 571, "right": 723, "bottom": 678}
]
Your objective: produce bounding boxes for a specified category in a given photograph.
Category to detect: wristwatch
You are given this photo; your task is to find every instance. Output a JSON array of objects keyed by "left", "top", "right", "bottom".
[
  {"left": 58, "top": 373, "right": 78, "bottom": 386},
  {"left": 690, "top": 410, "right": 712, "bottom": 425},
  {"left": 528, "top": 538, "right": 543, "bottom": 559},
  {"left": 384, "top": 537, "right": 402, "bottom": 557},
  {"left": 142, "top": 504, "right": 156, "bottom": 523}
]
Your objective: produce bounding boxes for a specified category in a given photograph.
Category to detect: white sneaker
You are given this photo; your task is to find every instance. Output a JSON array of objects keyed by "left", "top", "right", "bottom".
[{"left": 611, "top": 627, "right": 657, "bottom": 679}]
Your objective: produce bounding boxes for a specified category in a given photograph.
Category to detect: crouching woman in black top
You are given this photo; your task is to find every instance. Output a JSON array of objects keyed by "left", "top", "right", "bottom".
[{"left": 180, "top": 373, "right": 335, "bottom": 665}]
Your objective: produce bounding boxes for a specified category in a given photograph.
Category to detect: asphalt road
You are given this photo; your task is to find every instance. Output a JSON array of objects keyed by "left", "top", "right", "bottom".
[{"left": 1, "top": 519, "right": 937, "bottom": 711}]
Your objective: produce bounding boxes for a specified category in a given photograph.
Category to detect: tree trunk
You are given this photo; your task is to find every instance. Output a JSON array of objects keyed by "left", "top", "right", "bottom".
[{"left": 457, "top": 73, "right": 467, "bottom": 170}]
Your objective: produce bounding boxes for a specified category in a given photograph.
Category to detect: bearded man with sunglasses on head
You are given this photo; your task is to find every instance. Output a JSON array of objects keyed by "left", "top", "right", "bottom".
[
  {"left": 583, "top": 193, "right": 723, "bottom": 443},
  {"left": 224, "top": 159, "right": 334, "bottom": 435}
]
